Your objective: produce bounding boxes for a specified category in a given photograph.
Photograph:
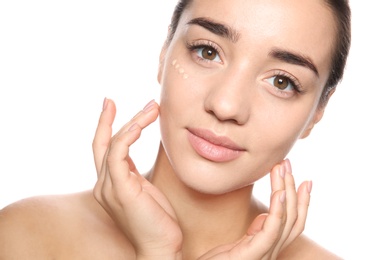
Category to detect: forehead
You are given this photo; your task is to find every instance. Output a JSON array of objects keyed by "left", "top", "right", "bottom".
[{"left": 180, "top": 0, "right": 336, "bottom": 76}]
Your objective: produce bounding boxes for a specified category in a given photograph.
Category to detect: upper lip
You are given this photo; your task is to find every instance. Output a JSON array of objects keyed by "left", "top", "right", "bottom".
[{"left": 187, "top": 128, "right": 246, "bottom": 151}]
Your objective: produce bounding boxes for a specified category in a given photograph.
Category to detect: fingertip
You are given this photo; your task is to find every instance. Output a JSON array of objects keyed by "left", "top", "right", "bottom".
[
  {"left": 279, "top": 190, "right": 286, "bottom": 203},
  {"left": 306, "top": 180, "right": 313, "bottom": 194},
  {"left": 143, "top": 99, "right": 156, "bottom": 112},
  {"left": 296, "top": 181, "right": 311, "bottom": 209},
  {"left": 102, "top": 97, "right": 107, "bottom": 111},
  {"left": 101, "top": 97, "right": 116, "bottom": 112},
  {"left": 298, "top": 180, "right": 312, "bottom": 195},
  {"left": 283, "top": 158, "right": 292, "bottom": 175},
  {"left": 270, "top": 164, "right": 286, "bottom": 193},
  {"left": 247, "top": 214, "right": 267, "bottom": 236}
]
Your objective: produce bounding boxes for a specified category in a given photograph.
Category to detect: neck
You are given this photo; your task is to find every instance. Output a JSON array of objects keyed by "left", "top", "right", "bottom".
[{"left": 146, "top": 143, "right": 264, "bottom": 258}]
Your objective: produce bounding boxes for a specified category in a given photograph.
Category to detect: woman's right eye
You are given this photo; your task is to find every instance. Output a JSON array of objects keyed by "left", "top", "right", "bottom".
[{"left": 195, "top": 46, "right": 222, "bottom": 62}]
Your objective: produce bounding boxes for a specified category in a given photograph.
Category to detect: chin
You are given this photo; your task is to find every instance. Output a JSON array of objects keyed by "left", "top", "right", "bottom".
[
  {"left": 159, "top": 125, "right": 270, "bottom": 195},
  {"left": 171, "top": 158, "right": 262, "bottom": 196}
]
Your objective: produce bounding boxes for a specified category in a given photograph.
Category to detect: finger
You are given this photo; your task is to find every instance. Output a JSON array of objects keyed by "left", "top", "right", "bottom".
[
  {"left": 201, "top": 191, "right": 286, "bottom": 259},
  {"left": 283, "top": 159, "right": 298, "bottom": 228},
  {"left": 272, "top": 159, "right": 299, "bottom": 253},
  {"left": 117, "top": 100, "right": 159, "bottom": 175},
  {"left": 107, "top": 124, "right": 141, "bottom": 191},
  {"left": 93, "top": 98, "right": 116, "bottom": 176},
  {"left": 107, "top": 107, "right": 159, "bottom": 188},
  {"left": 106, "top": 99, "right": 158, "bottom": 174},
  {"left": 270, "top": 162, "right": 286, "bottom": 196},
  {"left": 287, "top": 180, "right": 312, "bottom": 240},
  {"left": 125, "top": 155, "right": 140, "bottom": 175},
  {"left": 95, "top": 101, "right": 158, "bottom": 207},
  {"left": 93, "top": 142, "right": 111, "bottom": 205},
  {"left": 113, "top": 100, "right": 159, "bottom": 139},
  {"left": 246, "top": 214, "right": 267, "bottom": 236},
  {"left": 243, "top": 162, "right": 286, "bottom": 254},
  {"left": 93, "top": 99, "right": 159, "bottom": 176},
  {"left": 235, "top": 190, "right": 286, "bottom": 259},
  {"left": 100, "top": 159, "right": 116, "bottom": 207},
  {"left": 94, "top": 99, "right": 158, "bottom": 200},
  {"left": 269, "top": 161, "right": 287, "bottom": 235},
  {"left": 259, "top": 189, "right": 286, "bottom": 239}
]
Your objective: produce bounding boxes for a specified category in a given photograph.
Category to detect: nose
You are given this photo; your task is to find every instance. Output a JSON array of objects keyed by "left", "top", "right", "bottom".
[{"left": 204, "top": 66, "right": 252, "bottom": 125}]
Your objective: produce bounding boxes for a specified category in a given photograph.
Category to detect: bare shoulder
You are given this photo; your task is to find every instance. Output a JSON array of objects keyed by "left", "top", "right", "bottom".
[
  {"left": 0, "top": 194, "right": 55, "bottom": 259},
  {"left": 278, "top": 234, "right": 343, "bottom": 260},
  {"left": 0, "top": 190, "right": 135, "bottom": 259}
]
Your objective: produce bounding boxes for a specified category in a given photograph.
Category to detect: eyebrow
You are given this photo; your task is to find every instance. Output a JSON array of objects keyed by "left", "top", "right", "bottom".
[
  {"left": 269, "top": 48, "right": 319, "bottom": 77},
  {"left": 187, "top": 17, "right": 240, "bottom": 43},
  {"left": 187, "top": 18, "right": 319, "bottom": 77}
]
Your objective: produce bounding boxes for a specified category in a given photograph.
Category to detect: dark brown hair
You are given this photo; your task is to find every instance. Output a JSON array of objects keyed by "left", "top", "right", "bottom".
[{"left": 167, "top": 0, "right": 351, "bottom": 108}]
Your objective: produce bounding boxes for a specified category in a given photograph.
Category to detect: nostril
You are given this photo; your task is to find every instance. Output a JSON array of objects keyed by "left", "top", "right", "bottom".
[{"left": 205, "top": 99, "right": 247, "bottom": 125}]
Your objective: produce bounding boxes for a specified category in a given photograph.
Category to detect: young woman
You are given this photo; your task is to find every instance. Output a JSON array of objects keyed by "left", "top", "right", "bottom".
[{"left": 0, "top": 0, "right": 351, "bottom": 259}]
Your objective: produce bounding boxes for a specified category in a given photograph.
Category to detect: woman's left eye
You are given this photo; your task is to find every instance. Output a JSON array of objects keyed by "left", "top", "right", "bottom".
[
  {"left": 266, "top": 75, "right": 297, "bottom": 92},
  {"left": 195, "top": 46, "right": 222, "bottom": 62}
]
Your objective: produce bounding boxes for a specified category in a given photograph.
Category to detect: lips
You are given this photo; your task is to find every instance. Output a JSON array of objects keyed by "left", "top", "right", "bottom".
[{"left": 187, "top": 128, "right": 245, "bottom": 162}]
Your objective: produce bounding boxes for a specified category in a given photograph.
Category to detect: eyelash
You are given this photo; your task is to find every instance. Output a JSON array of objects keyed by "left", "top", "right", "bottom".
[
  {"left": 268, "top": 70, "right": 305, "bottom": 94},
  {"left": 186, "top": 41, "right": 305, "bottom": 95},
  {"left": 185, "top": 40, "right": 223, "bottom": 64}
]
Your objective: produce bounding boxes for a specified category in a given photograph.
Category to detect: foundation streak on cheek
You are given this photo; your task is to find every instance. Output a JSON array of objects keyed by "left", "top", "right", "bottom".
[{"left": 172, "top": 59, "right": 189, "bottom": 79}]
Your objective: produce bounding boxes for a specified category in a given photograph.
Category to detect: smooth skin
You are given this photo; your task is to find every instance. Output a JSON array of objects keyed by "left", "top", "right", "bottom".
[
  {"left": 0, "top": 100, "right": 339, "bottom": 260},
  {"left": 0, "top": 0, "right": 344, "bottom": 259},
  {"left": 93, "top": 99, "right": 311, "bottom": 259}
]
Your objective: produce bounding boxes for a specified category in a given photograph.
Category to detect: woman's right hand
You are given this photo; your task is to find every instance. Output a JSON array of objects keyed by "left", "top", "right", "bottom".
[
  {"left": 91, "top": 98, "right": 310, "bottom": 260},
  {"left": 92, "top": 98, "right": 182, "bottom": 260}
]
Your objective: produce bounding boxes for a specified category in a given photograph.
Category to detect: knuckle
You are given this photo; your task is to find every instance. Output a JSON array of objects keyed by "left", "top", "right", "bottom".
[
  {"left": 106, "top": 152, "right": 116, "bottom": 166},
  {"left": 289, "top": 210, "right": 298, "bottom": 224},
  {"left": 268, "top": 228, "right": 281, "bottom": 242}
]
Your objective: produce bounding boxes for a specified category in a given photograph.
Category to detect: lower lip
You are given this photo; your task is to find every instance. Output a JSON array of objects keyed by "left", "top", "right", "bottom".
[{"left": 187, "top": 131, "right": 244, "bottom": 162}]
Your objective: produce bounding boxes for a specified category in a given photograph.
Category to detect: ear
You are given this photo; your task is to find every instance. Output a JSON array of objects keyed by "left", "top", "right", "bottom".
[
  {"left": 300, "top": 88, "right": 336, "bottom": 139},
  {"left": 299, "top": 108, "right": 325, "bottom": 139}
]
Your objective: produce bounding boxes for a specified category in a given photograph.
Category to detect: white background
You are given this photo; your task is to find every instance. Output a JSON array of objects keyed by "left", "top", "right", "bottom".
[{"left": 0, "top": 1, "right": 389, "bottom": 259}]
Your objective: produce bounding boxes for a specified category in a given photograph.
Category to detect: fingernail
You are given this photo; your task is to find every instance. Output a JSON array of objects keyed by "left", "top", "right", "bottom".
[
  {"left": 279, "top": 164, "right": 285, "bottom": 179},
  {"left": 307, "top": 180, "right": 313, "bottom": 194},
  {"left": 279, "top": 190, "right": 286, "bottom": 203},
  {"left": 284, "top": 158, "right": 292, "bottom": 174},
  {"left": 102, "top": 97, "right": 108, "bottom": 111},
  {"left": 128, "top": 123, "right": 139, "bottom": 132},
  {"left": 143, "top": 99, "right": 155, "bottom": 112}
]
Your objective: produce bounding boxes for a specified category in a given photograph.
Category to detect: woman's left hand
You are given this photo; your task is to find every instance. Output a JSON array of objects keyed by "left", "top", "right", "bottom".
[{"left": 198, "top": 159, "right": 312, "bottom": 260}]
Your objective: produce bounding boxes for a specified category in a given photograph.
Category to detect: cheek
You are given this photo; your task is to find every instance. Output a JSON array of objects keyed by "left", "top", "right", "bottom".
[
  {"left": 160, "top": 57, "right": 192, "bottom": 102},
  {"left": 159, "top": 57, "right": 198, "bottom": 134},
  {"left": 249, "top": 100, "right": 317, "bottom": 164},
  {"left": 160, "top": 57, "right": 206, "bottom": 118},
  {"left": 171, "top": 59, "right": 189, "bottom": 80}
]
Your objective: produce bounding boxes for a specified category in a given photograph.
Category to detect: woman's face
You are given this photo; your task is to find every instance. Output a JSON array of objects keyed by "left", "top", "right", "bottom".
[{"left": 158, "top": 0, "right": 336, "bottom": 194}]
